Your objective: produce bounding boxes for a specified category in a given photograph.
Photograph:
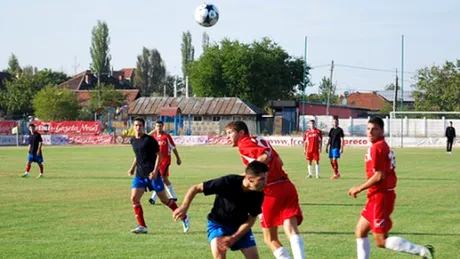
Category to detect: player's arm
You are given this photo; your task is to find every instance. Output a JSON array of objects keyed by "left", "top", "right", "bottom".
[
  {"left": 349, "top": 170, "right": 384, "bottom": 198},
  {"left": 340, "top": 129, "right": 345, "bottom": 153},
  {"left": 303, "top": 139, "right": 308, "bottom": 154},
  {"left": 151, "top": 151, "right": 162, "bottom": 178},
  {"left": 128, "top": 157, "right": 136, "bottom": 176},
  {"left": 173, "top": 183, "right": 204, "bottom": 221},
  {"left": 229, "top": 215, "right": 257, "bottom": 242},
  {"left": 256, "top": 152, "right": 271, "bottom": 164},
  {"left": 326, "top": 130, "right": 331, "bottom": 152},
  {"left": 37, "top": 142, "right": 43, "bottom": 155}
]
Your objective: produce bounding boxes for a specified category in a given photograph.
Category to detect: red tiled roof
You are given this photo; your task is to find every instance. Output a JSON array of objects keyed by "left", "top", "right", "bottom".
[
  {"left": 60, "top": 74, "right": 85, "bottom": 90},
  {"left": 76, "top": 89, "right": 140, "bottom": 106},
  {"left": 120, "top": 68, "right": 135, "bottom": 79},
  {"left": 346, "top": 92, "right": 388, "bottom": 111}
]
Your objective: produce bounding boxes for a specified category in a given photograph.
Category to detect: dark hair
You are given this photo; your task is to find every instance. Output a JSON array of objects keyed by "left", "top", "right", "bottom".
[
  {"left": 225, "top": 121, "right": 249, "bottom": 135},
  {"left": 333, "top": 116, "right": 339, "bottom": 121},
  {"left": 155, "top": 120, "right": 164, "bottom": 125},
  {"left": 133, "top": 117, "right": 145, "bottom": 126},
  {"left": 450, "top": 121, "right": 453, "bottom": 124},
  {"left": 368, "top": 116, "right": 384, "bottom": 129},
  {"left": 309, "top": 120, "right": 315, "bottom": 123},
  {"left": 245, "top": 161, "right": 269, "bottom": 176},
  {"left": 28, "top": 123, "right": 36, "bottom": 128}
]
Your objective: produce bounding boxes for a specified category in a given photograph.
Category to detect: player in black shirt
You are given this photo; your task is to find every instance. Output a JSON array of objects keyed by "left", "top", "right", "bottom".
[
  {"left": 325, "top": 116, "right": 344, "bottom": 179},
  {"left": 173, "top": 161, "right": 268, "bottom": 259},
  {"left": 22, "top": 124, "right": 45, "bottom": 178},
  {"left": 128, "top": 117, "right": 190, "bottom": 234},
  {"left": 445, "top": 121, "right": 456, "bottom": 154}
]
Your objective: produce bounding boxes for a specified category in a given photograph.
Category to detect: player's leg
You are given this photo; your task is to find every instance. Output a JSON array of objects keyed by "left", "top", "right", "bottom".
[
  {"left": 330, "top": 149, "right": 340, "bottom": 179},
  {"left": 36, "top": 154, "right": 44, "bottom": 178},
  {"left": 22, "top": 154, "right": 34, "bottom": 177},
  {"left": 306, "top": 158, "right": 313, "bottom": 178},
  {"left": 314, "top": 153, "right": 320, "bottom": 178},
  {"left": 355, "top": 216, "right": 372, "bottom": 259},
  {"left": 130, "top": 177, "right": 148, "bottom": 233},
  {"left": 240, "top": 246, "right": 259, "bottom": 259},
  {"left": 163, "top": 173, "right": 178, "bottom": 201},
  {"left": 282, "top": 217, "right": 305, "bottom": 259},
  {"left": 210, "top": 237, "right": 227, "bottom": 259},
  {"left": 372, "top": 192, "right": 435, "bottom": 258},
  {"left": 263, "top": 227, "right": 291, "bottom": 259},
  {"left": 152, "top": 176, "right": 190, "bottom": 232}
]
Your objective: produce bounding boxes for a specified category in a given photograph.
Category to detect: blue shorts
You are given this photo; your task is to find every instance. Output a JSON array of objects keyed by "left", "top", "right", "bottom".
[
  {"left": 131, "top": 176, "right": 165, "bottom": 193},
  {"left": 207, "top": 220, "right": 256, "bottom": 251},
  {"left": 329, "top": 148, "right": 341, "bottom": 159},
  {"left": 27, "top": 154, "right": 44, "bottom": 163}
]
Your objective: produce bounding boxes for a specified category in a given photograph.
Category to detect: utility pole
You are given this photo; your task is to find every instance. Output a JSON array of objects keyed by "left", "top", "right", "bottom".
[
  {"left": 72, "top": 56, "right": 80, "bottom": 76},
  {"left": 326, "top": 60, "right": 335, "bottom": 115},
  {"left": 393, "top": 68, "right": 398, "bottom": 113}
]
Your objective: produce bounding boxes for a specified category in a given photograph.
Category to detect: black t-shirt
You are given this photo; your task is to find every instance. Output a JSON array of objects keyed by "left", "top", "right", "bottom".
[
  {"left": 446, "top": 126, "right": 456, "bottom": 139},
  {"left": 328, "top": 127, "right": 344, "bottom": 149},
  {"left": 29, "top": 132, "right": 43, "bottom": 154},
  {"left": 203, "top": 174, "right": 264, "bottom": 228},
  {"left": 130, "top": 134, "right": 160, "bottom": 178}
]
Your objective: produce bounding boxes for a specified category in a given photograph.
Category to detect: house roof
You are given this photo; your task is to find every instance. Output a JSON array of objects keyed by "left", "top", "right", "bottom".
[
  {"left": 76, "top": 89, "right": 140, "bottom": 106},
  {"left": 129, "top": 97, "right": 265, "bottom": 116},
  {"left": 346, "top": 92, "right": 387, "bottom": 111},
  {"left": 300, "top": 102, "right": 370, "bottom": 111},
  {"left": 58, "top": 69, "right": 136, "bottom": 91}
]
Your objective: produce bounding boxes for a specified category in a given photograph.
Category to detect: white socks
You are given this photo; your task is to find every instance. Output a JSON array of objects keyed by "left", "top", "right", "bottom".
[
  {"left": 290, "top": 234, "right": 305, "bottom": 259},
  {"left": 166, "top": 184, "right": 177, "bottom": 199},
  {"left": 385, "top": 236, "right": 428, "bottom": 256},
  {"left": 151, "top": 185, "right": 177, "bottom": 201},
  {"left": 315, "top": 164, "right": 320, "bottom": 177},
  {"left": 356, "top": 238, "right": 370, "bottom": 259},
  {"left": 307, "top": 165, "right": 312, "bottom": 176},
  {"left": 273, "top": 247, "right": 292, "bottom": 259}
]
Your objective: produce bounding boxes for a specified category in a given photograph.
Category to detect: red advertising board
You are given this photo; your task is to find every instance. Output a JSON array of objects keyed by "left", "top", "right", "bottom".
[
  {"left": 31, "top": 121, "right": 101, "bottom": 135},
  {"left": 0, "top": 121, "right": 18, "bottom": 134}
]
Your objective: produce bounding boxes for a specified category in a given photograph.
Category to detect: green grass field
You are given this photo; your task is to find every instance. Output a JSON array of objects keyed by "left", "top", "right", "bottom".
[{"left": 0, "top": 145, "right": 459, "bottom": 259}]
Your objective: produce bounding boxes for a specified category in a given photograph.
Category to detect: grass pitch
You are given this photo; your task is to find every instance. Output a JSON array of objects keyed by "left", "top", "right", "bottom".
[{"left": 0, "top": 145, "right": 459, "bottom": 259}]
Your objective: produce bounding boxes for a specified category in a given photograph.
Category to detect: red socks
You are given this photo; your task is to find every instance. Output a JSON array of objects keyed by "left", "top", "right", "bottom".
[
  {"left": 331, "top": 160, "right": 339, "bottom": 174},
  {"left": 25, "top": 163, "right": 31, "bottom": 172},
  {"left": 167, "top": 199, "right": 178, "bottom": 211},
  {"left": 38, "top": 164, "right": 44, "bottom": 174},
  {"left": 133, "top": 204, "right": 146, "bottom": 227},
  {"left": 25, "top": 163, "right": 44, "bottom": 174}
]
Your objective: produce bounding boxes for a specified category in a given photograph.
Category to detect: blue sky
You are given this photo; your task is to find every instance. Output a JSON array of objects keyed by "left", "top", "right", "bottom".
[{"left": 0, "top": 0, "right": 458, "bottom": 95}]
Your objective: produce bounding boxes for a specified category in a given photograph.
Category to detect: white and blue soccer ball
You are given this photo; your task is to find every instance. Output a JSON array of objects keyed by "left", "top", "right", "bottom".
[{"left": 195, "top": 3, "right": 219, "bottom": 27}]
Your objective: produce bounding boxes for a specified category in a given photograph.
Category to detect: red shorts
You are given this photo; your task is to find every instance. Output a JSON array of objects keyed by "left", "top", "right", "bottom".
[
  {"left": 306, "top": 151, "right": 320, "bottom": 161},
  {"left": 361, "top": 191, "right": 396, "bottom": 234},
  {"left": 159, "top": 162, "right": 170, "bottom": 177},
  {"left": 260, "top": 180, "right": 303, "bottom": 228}
]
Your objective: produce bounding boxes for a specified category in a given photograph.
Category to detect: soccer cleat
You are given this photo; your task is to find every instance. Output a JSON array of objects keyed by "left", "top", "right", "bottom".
[
  {"left": 21, "top": 173, "right": 29, "bottom": 178},
  {"left": 423, "top": 245, "right": 435, "bottom": 259},
  {"left": 306, "top": 174, "right": 312, "bottom": 179},
  {"left": 131, "top": 225, "right": 148, "bottom": 234},
  {"left": 182, "top": 215, "right": 190, "bottom": 233},
  {"left": 172, "top": 198, "right": 178, "bottom": 202},
  {"left": 331, "top": 173, "right": 341, "bottom": 180},
  {"left": 148, "top": 198, "right": 156, "bottom": 205},
  {"left": 316, "top": 175, "right": 320, "bottom": 179},
  {"left": 36, "top": 174, "right": 43, "bottom": 179}
]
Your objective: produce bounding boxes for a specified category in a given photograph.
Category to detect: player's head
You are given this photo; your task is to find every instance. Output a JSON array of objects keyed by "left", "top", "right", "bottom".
[
  {"left": 28, "top": 123, "right": 36, "bottom": 133},
  {"left": 225, "top": 121, "right": 249, "bottom": 147},
  {"left": 367, "top": 116, "right": 384, "bottom": 143},
  {"left": 332, "top": 116, "right": 339, "bottom": 128},
  {"left": 309, "top": 120, "right": 316, "bottom": 130},
  {"left": 133, "top": 117, "right": 145, "bottom": 137},
  {"left": 449, "top": 121, "right": 453, "bottom": 126},
  {"left": 155, "top": 120, "right": 164, "bottom": 133},
  {"left": 244, "top": 161, "right": 268, "bottom": 191}
]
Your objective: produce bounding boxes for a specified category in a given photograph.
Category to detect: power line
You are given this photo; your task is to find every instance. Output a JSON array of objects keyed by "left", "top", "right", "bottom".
[{"left": 334, "top": 64, "right": 416, "bottom": 74}]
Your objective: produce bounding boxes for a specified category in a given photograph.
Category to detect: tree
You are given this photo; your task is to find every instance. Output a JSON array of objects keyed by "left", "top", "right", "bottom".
[
  {"left": 7, "top": 53, "right": 21, "bottom": 76},
  {"left": 181, "top": 31, "right": 194, "bottom": 80},
  {"left": 385, "top": 83, "right": 399, "bottom": 91},
  {"left": 202, "top": 31, "right": 210, "bottom": 52},
  {"left": 33, "top": 86, "right": 79, "bottom": 120},
  {"left": 413, "top": 60, "right": 460, "bottom": 111},
  {"left": 78, "top": 84, "right": 129, "bottom": 120},
  {"left": 318, "top": 76, "right": 338, "bottom": 104},
  {"left": 0, "top": 69, "right": 68, "bottom": 118},
  {"left": 90, "top": 20, "right": 111, "bottom": 106},
  {"left": 162, "top": 75, "right": 184, "bottom": 97},
  {"left": 134, "top": 47, "right": 167, "bottom": 96},
  {"left": 188, "top": 37, "right": 308, "bottom": 107},
  {"left": 22, "top": 66, "right": 38, "bottom": 77}
]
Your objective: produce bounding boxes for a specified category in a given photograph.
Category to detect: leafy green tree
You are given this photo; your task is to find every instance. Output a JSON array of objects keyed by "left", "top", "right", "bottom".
[
  {"left": 90, "top": 20, "right": 111, "bottom": 106},
  {"left": 188, "top": 37, "right": 308, "bottom": 107},
  {"left": 33, "top": 86, "right": 79, "bottom": 120},
  {"left": 181, "top": 31, "right": 194, "bottom": 80},
  {"left": 318, "top": 76, "right": 338, "bottom": 104},
  {"left": 134, "top": 47, "right": 166, "bottom": 96},
  {"left": 413, "top": 60, "right": 460, "bottom": 111},
  {"left": 202, "top": 31, "right": 210, "bottom": 52},
  {"left": 7, "top": 53, "right": 22, "bottom": 76},
  {"left": 1, "top": 77, "right": 43, "bottom": 117}
]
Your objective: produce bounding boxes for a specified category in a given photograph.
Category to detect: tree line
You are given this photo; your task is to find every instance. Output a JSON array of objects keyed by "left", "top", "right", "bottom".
[{"left": 1, "top": 20, "right": 458, "bottom": 120}]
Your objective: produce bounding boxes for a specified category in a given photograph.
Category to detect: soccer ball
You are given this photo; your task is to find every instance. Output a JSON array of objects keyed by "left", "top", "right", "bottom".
[{"left": 195, "top": 3, "right": 219, "bottom": 27}]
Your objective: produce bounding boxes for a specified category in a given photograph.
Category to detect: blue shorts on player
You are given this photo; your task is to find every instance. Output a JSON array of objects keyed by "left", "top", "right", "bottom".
[
  {"left": 27, "top": 154, "right": 44, "bottom": 163},
  {"left": 207, "top": 220, "right": 256, "bottom": 251},
  {"left": 131, "top": 176, "right": 165, "bottom": 193},
  {"left": 329, "top": 148, "right": 341, "bottom": 159}
]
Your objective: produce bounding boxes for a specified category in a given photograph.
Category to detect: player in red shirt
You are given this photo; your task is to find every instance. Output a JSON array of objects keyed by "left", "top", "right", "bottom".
[
  {"left": 148, "top": 121, "right": 182, "bottom": 205},
  {"left": 348, "top": 117, "right": 435, "bottom": 259},
  {"left": 225, "top": 121, "right": 305, "bottom": 259},
  {"left": 303, "top": 120, "right": 322, "bottom": 178}
]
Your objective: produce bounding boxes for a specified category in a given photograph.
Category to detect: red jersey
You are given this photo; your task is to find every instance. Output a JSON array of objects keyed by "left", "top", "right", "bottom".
[
  {"left": 303, "top": 129, "right": 322, "bottom": 153},
  {"left": 365, "top": 138, "right": 397, "bottom": 197},
  {"left": 237, "top": 135, "right": 289, "bottom": 184},
  {"left": 152, "top": 132, "right": 176, "bottom": 164}
]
